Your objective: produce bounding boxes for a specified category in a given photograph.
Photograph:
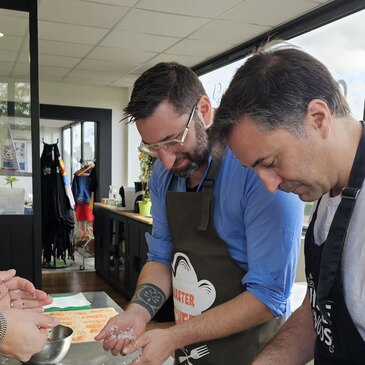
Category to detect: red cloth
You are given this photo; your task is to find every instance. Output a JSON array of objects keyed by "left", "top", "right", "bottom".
[{"left": 75, "top": 203, "right": 94, "bottom": 221}]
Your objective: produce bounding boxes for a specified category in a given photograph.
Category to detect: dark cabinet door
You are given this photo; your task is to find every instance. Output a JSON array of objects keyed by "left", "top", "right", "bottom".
[
  {"left": 93, "top": 205, "right": 105, "bottom": 275},
  {"left": 94, "top": 206, "right": 152, "bottom": 299},
  {"left": 126, "top": 219, "right": 151, "bottom": 298},
  {"left": 0, "top": 216, "right": 35, "bottom": 282}
]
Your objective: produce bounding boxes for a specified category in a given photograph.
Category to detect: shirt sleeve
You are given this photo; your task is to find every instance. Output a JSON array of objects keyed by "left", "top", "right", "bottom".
[
  {"left": 145, "top": 161, "right": 173, "bottom": 267},
  {"left": 241, "top": 172, "right": 304, "bottom": 317}
]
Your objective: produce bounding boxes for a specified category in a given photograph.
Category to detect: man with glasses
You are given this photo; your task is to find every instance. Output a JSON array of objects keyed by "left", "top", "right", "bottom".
[{"left": 95, "top": 62, "right": 304, "bottom": 364}]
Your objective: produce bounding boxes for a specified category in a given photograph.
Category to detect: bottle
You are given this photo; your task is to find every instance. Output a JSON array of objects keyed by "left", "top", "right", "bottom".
[{"left": 108, "top": 185, "right": 114, "bottom": 205}]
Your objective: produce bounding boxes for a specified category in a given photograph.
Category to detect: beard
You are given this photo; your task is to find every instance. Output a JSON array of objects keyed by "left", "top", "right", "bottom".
[{"left": 172, "top": 118, "right": 210, "bottom": 178}]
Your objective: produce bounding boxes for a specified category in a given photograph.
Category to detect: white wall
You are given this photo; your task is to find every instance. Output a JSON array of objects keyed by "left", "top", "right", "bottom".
[{"left": 39, "top": 81, "right": 140, "bottom": 189}]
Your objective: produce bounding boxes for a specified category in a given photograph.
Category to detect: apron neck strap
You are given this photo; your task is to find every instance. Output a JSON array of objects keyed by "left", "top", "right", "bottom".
[
  {"left": 201, "top": 158, "right": 222, "bottom": 192},
  {"left": 197, "top": 158, "right": 222, "bottom": 231}
]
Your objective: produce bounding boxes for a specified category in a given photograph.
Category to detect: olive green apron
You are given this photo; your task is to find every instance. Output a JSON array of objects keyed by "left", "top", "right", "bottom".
[{"left": 166, "top": 159, "right": 284, "bottom": 365}]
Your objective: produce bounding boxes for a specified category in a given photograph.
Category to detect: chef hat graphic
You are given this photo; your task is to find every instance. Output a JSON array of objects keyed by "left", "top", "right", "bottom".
[{"left": 172, "top": 252, "right": 216, "bottom": 314}]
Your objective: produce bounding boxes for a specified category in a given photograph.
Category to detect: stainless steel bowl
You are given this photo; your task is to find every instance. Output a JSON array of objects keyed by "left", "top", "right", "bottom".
[{"left": 23, "top": 325, "right": 73, "bottom": 365}]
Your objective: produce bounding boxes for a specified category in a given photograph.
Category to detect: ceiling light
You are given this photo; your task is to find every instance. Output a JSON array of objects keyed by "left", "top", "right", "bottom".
[{"left": 0, "top": 32, "right": 4, "bottom": 37}]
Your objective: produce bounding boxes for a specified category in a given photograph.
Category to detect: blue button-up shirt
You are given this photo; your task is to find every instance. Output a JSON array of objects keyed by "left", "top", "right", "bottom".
[{"left": 146, "top": 148, "right": 304, "bottom": 317}]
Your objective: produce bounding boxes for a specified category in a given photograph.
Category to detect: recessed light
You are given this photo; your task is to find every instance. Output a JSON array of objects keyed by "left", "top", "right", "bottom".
[{"left": 0, "top": 32, "right": 4, "bottom": 38}]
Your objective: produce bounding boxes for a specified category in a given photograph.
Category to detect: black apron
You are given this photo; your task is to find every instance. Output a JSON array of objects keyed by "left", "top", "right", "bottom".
[
  {"left": 166, "top": 159, "right": 283, "bottom": 365},
  {"left": 305, "top": 122, "right": 365, "bottom": 364}
]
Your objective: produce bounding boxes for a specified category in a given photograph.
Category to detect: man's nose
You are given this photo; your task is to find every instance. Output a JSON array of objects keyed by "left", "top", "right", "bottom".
[
  {"left": 256, "top": 168, "right": 283, "bottom": 193},
  {"left": 158, "top": 149, "right": 176, "bottom": 170}
]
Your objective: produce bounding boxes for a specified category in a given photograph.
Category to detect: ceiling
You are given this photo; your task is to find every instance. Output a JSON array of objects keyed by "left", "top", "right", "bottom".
[{"left": 0, "top": 0, "right": 334, "bottom": 89}]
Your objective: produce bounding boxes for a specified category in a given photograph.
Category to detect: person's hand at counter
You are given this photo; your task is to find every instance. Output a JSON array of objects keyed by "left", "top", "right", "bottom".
[
  {"left": 0, "top": 269, "right": 53, "bottom": 311},
  {"left": 94, "top": 305, "right": 150, "bottom": 356},
  {"left": 123, "top": 328, "right": 175, "bottom": 365},
  {"left": 0, "top": 308, "right": 60, "bottom": 362}
]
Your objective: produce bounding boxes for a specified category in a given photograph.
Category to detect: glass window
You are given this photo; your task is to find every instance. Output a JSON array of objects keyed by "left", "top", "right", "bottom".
[
  {"left": 62, "top": 121, "right": 96, "bottom": 177},
  {"left": 62, "top": 128, "right": 71, "bottom": 180},
  {"left": 71, "top": 123, "right": 81, "bottom": 175},
  {"left": 83, "top": 121, "right": 95, "bottom": 163},
  {"left": 0, "top": 9, "right": 31, "bottom": 215},
  {"left": 0, "top": 83, "right": 8, "bottom": 116},
  {"left": 290, "top": 9, "right": 365, "bottom": 121}
]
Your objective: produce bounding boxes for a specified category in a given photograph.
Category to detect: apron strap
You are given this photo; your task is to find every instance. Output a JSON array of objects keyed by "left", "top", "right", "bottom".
[
  {"left": 317, "top": 121, "right": 365, "bottom": 323},
  {"left": 197, "top": 158, "right": 222, "bottom": 231}
]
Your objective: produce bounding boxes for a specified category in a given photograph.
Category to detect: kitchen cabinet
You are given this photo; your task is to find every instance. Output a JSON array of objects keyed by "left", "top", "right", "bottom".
[{"left": 94, "top": 203, "right": 151, "bottom": 299}]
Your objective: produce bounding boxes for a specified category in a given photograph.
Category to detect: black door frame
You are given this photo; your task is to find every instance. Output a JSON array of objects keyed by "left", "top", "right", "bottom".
[{"left": 40, "top": 104, "right": 112, "bottom": 201}]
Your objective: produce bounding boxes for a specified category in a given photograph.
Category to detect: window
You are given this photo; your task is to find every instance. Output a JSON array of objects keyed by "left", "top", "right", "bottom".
[{"left": 62, "top": 121, "right": 96, "bottom": 178}]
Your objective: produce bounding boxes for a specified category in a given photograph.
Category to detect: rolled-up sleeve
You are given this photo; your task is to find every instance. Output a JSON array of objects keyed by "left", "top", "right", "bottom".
[
  {"left": 242, "top": 173, "right": 304, "bottom": 318},
  {"left": 145, "top": 233, "right": 172, "bottom": 265},
  {"left": 243, "top": 264, "right": 289, "bottom": 317}
]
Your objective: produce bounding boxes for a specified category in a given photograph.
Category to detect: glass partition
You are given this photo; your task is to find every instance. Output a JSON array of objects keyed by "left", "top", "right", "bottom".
[{"left": 0, "top": 8, "right": 32, "bottom": 215}]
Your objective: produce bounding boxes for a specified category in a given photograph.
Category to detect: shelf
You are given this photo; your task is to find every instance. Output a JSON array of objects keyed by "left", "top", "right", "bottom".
[{"left": 0, "top": 170, "right": 32, "bottom": 177}]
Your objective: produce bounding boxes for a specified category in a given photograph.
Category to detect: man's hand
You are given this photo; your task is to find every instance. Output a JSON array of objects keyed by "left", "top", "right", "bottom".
[
  {"left": 123, "top": 328, "right": 176, "bottom": 365},
  {"left": 0, "top": 309, "right": 59, "bottom": 362},
  {"left": 0, "top": 269, "right": 52, "bottom": 311},
  {"left": 95, "top": 306, "right": 150, "bottom": 356}
]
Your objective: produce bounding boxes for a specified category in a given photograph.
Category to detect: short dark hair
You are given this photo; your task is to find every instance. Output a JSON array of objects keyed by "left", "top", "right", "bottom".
[
  {"left": 209, "top": 41, "right": 351, "bottom": 155},
  {"left": 124, "top": 62, "right": 206, "bottom": 121}
]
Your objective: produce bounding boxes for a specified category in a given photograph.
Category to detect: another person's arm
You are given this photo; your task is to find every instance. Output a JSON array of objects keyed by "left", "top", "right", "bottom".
[
  {"left": 252, "top": 292, "right": 316, "bottom": 364},
  {"left": 0, "top": 309, "right": 59, "bottom": 362}
]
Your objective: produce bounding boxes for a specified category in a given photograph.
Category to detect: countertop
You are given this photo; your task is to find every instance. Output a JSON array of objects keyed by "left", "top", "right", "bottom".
[
  {"left": 0, "top": 291, "right": 172, "bottom": 365},
  {"left": 94, "top": 203, "right": 153, "bottom": 225}
]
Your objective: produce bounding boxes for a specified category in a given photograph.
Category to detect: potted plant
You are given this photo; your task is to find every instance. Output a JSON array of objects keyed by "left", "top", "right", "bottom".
[
  {"left": 4, "top": 175, "right": 19, "bottom": 188},
  {"left": 137, "top": 152, "right": 154, "bottom": 216},
  {"left": 0, "top": 176, "right": 25, "bottom": 214}
]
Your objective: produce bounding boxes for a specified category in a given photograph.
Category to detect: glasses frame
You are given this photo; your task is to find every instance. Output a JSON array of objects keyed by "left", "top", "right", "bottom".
[{"left": 139, "top": 104, "right": 197, "bottom": 157}]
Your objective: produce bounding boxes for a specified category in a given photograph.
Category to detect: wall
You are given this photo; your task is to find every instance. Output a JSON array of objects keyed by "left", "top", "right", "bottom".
[{"left": 39, "top": 81, "right": 140, "bottom": 190}]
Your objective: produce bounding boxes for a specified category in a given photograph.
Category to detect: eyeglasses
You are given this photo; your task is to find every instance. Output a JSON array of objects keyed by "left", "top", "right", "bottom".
[{"left": 139, "top": 104, "right": 197, "bottom": 157}]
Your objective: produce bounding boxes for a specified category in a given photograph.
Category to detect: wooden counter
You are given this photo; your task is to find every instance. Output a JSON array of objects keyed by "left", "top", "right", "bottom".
[{"left": 94, "top": 202, "right": 152, "bottom": 225}]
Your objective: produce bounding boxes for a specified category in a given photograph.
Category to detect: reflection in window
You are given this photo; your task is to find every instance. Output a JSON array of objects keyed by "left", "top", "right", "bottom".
[
  {"left": 14, "top": 82, "right": 30, "bottom": 117},
  {"left": 0, "top": 83, "right": 8, "bottom": 116},
  {"left": 62, "top": 128, "right": 71, "bottom": 180},
  {"left": 83, "top": 122, "right": 95, "bottom": 163},
  {"left": 72, "top": 123, "right": 81, "bottom": 175},
  {"left": 62, "top": 121, "right": 96, "bottom": 177}
]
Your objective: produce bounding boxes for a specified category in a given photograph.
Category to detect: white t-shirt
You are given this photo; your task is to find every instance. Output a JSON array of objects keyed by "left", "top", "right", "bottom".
[{"left": 312, "top": 180, "right": 365, "bottom": 340}]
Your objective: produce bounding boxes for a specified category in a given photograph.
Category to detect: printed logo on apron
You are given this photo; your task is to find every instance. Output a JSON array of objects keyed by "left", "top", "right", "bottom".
[
  {"left": 172, "top": 252, "right": 216, "bottom": 322},
  {"left": 172, "top": 252, "right": 215, "bottom": 363}
]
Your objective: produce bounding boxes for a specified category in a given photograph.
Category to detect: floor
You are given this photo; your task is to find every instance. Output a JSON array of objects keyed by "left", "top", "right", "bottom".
[
  {"left": 42, "top": 251, "right": 95, "bottom": 273},
  {"left": 42, "top": 266, "right": 129, "bottom": 310}
]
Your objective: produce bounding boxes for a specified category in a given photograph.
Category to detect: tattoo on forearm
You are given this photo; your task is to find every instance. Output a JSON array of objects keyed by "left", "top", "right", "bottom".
[{"left": 130, "top": 283, "right": 166, "bottom": 319}]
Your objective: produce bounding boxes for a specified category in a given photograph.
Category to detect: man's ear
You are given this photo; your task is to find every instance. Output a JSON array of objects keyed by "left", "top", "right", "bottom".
[
  {"left": 197, "top": 96, "right": 213, "bottom": 129},
  {"left": 307, "top": 99, "right": 332, "bottom": 139}
]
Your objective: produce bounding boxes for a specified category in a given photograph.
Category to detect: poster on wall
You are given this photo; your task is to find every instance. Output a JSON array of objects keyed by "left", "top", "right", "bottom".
[
  {"left": 1, "top": 142, "right": 18, "bottom": 170},
  {"left": 13, "top": 139, "right": 27, "bottom": 171}
]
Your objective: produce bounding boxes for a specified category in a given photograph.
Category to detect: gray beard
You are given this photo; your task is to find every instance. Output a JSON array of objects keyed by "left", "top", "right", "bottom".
[
  {"left": 173, "top": 115, "right": 210, "bottom": 179},
  {"left": 173, "top": 161, "right": 200, "bottom": 178}
]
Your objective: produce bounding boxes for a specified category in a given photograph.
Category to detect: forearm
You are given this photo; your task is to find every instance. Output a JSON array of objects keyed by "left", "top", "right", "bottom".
[
  {"left": 128, "top": 261, "right": 172, "bottom": 322},
  {"left": 167, "top": 291, "right": 273, "bottom": 349},
  {"left": 136, "top": 261, "right": 172, "bottom": 295},
  {"left": 252, "top": 292, "right": 315, "bottom": 365}
]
